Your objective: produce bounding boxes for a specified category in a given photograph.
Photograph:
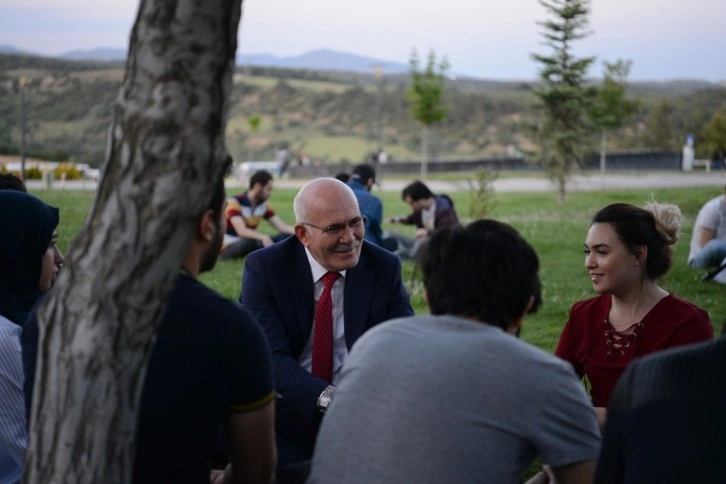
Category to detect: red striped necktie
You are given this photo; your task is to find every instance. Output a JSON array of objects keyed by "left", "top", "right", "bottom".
[{"left": 311, "top": 271, "right": 339, "bottom": 383}]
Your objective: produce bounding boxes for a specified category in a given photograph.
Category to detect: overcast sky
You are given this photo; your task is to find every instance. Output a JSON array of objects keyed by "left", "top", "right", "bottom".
[{"left": 1, "top": 0, "right": 724, "bottom": 81}]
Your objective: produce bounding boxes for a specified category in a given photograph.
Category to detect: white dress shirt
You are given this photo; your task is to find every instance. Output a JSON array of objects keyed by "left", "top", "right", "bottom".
[{"left": 298, "top": 248, "right": 348, "bottom": 385}]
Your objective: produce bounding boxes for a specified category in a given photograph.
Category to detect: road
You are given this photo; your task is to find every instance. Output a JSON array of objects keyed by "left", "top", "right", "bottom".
[{"left": 24, "top": 170, "right": 726, "bottom": 193}]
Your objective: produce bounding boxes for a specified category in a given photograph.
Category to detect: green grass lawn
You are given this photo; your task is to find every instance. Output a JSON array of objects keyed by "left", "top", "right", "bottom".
[
  {"left": 30, "top": 181, "right": 724, "bottom": 483},
  {"left": 32, "top": 181, "right": 725, "bottom": 354}
]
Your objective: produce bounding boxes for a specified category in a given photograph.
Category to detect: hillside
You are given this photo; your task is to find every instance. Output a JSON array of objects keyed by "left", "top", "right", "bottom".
[{"left": 1, "top": 53, "right": 725, "bottom": 167}]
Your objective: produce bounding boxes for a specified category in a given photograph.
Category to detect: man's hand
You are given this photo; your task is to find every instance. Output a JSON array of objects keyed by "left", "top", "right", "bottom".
[
  {"left": 415, "top": 228, "right": 428, "bottom": 240},
  {"left": 210, "top": 469, "right": 225, "bottom": 484},
  {"left": 261, "top": 235, "right": 274, "bottom": 247}
]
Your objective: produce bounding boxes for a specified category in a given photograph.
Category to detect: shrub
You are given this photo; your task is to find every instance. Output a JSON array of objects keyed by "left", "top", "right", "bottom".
[
  {"left": 468, "top": 167, "right": 498, "bottom": 220},
  {"left": 54, "top": 163, "right": 83, "bottom": 180}
]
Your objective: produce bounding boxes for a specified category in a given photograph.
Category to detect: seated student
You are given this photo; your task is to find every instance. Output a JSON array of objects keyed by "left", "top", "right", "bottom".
[
  {"left": 596, "top": 332, "right": 726, "bottom": 484},
  {"left": 221, "top": 169, "right": 294, "bottom": 260},
  {"left": 308, "top": 220, "right": 600, "bottom": 484},
  {"left": 347, "top": 164, "right": 384, "bottom": 247},
  {"left": 384, "top": 180, "right": 460, "bottom": 258},
  {"left": 556, "top": 202, "right": 712, "bottom": 427},
  {"left": 687, "top": 184, "right": 726, "bottom": 282},
  {"left": 23, "top": 174, "right": 276, "bottom": 484},
  {"left": 0, "top": 191, "right": 63, "bottom": 483}
]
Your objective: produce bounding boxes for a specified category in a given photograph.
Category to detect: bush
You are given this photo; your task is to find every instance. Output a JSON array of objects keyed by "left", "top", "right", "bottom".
[
  {"left": 54, "top": 163, "right": 83, "bottom": 180},
  {"left": 468, "top": 168, "right": 498, "bottom": 220},
  {"left": 25, "top": 167, "right": 42, "bottom": 179}
]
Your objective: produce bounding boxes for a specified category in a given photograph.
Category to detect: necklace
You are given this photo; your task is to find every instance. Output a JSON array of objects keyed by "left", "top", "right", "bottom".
[{"left": 604, "top": 290, "right": 657, "bottom": 356}]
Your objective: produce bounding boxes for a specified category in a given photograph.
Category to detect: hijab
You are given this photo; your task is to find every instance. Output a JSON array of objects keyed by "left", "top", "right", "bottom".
[{"left": 0, "top": 191, "right": 60, "bottom": 326}]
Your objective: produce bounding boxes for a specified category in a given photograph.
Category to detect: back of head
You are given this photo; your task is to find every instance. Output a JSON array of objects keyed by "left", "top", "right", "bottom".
[
  {"left": 0, "top": 173, "right": 27, "bottom": 192},
  {"left": 592, "top": 202, "right": 681, "bottom": 280},
  {"left": 249, "top": 170, "right": 273, "bottom": 190},
  {"left": 401, "top": 180, "right": 433, "bottom": 202},
  {"left": 0, "top": 191, "right": 59, "bottom": 318},
  {"left": 416, "top": 219, "right": 541, "bottom": 330},
  {"left": 350, "top": 164, "right": 376, "bottom": 185},
  {"left": 334, "top": 172, "right": 350, "bottom": 184}
]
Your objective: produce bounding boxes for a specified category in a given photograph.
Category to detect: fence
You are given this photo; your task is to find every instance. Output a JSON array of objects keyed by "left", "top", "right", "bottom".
[{"left": 286, "top": 150, "right": 685, "bottom": 178}]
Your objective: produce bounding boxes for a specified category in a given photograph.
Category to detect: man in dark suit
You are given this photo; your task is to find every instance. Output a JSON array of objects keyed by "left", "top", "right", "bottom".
[{"left": 239, "top": 177, "right": 413, "bottom": 470}]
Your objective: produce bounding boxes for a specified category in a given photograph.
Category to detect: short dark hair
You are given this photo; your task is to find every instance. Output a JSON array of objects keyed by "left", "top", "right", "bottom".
[
  {"left": 0, "top": 173, "right": 27, "bottom": 192},
  {"left": 351, "top": 164, "right": 375, "bottom": 184},
  {"left": 417, "top": 219, "right": 541, "bottom": 330},
  {"left": 249, "top": 170, "right": 273, "bottom": 190},
  {"left": 334, "top": 172, "right": 350, "bottom": 183},
  {"left": 592, "top": 203, "right": 680, "bottom": 280},
  {"left": 402, "top": 180, "right": 434, "bottom": 202}
]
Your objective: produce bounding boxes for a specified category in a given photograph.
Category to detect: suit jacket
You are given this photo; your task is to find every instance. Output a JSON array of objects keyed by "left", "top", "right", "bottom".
[{"left": 239, "top": 236, "right": 413, "bottom": 422}]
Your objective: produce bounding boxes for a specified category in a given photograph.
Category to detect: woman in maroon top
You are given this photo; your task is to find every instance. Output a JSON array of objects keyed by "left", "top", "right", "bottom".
[{"left": 555, "top": 202, "right": 713, "bottom": 425}]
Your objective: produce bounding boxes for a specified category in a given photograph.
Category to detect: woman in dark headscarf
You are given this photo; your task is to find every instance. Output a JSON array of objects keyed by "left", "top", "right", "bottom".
[
  {"left": 0, "top": 190, "right": 63, "bottom": 482},
  {"left": 0, "top": 191, "right": 63, "bottom": 326}
]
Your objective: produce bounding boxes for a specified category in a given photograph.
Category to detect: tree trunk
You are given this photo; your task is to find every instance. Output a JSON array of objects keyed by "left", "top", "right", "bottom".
[
  {"left": 599, "top": 129, "right": 607, "bottom": 178},
  {"left": 557, "top": 172, "right": 567, "bottom": 205},
  {"left": 24, "top": 1, "right": 242, "bottom": 482},
  {"left": 420, "top": 125, "right": 429, "bottom": 179}
]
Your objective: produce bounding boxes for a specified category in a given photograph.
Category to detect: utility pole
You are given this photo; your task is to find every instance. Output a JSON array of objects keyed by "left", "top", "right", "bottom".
[
  {"left": 19, "top": 76, "right": 28, "bottom": 181},
  {"left": 373, "top": 64, "right": 384, "bottom": 152}
]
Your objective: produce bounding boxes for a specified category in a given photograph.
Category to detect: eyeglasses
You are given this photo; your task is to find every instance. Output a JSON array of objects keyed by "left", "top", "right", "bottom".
[{"left": 302, "top": 215, "right": 367, "bottom": 235}]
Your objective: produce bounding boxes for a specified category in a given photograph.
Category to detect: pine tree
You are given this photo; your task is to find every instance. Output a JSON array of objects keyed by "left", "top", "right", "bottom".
[{"left": 530, "top": 0, "right": 596, "bottom": 203}]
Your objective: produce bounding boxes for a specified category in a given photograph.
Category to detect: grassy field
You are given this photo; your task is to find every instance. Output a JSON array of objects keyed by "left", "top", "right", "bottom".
[{"left": 32, "top": 181, "right": 725, "bottom": 354}]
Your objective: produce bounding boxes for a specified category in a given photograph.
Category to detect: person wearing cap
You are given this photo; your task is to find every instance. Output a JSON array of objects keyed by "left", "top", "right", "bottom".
[{"left": 347, "top": 164, "right": 384, "bottom": 247}]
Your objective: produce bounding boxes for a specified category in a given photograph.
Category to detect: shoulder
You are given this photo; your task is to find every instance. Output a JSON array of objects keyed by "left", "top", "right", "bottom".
[
  {"left": 172, "top": 276, "right": 259, "bottom": 333},
  {"left": 359, "top": 241, "right": 401, "bottom": 268},
  {"left": 436, "top": 194, "right": 455, "bottom": 208},
  {"left": 0, "top": 315, "right": 21, "bottom": 350},
  {"left": 570, "top": 294, "right": 608, "bottom": 315},
  {"left": 698, "top": 196, "right": 724, "bottom": 217},
  {"left": 624, "top": 337, "right": 726, "bottom": 406},
  {"left": 658, "top": 294, "right": 710, "bottom": 323},
  {"left": 248, "top": 235, "right": 301, "bottom": 265}
]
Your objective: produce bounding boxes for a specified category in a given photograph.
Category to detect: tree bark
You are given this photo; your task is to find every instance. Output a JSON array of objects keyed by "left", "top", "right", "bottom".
[{"left": 24, "top": 1, "right": 242, "bottom": 482}]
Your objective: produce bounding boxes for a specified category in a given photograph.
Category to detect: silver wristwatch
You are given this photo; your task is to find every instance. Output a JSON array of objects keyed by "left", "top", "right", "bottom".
[{"left": 316, "top": 385, "right": 336, "bottom": 414}]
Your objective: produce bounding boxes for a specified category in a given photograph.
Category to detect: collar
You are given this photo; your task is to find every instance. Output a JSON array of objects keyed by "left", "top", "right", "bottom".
[{"left": 303, "top": 247, "right": 347, "bottom": 283}]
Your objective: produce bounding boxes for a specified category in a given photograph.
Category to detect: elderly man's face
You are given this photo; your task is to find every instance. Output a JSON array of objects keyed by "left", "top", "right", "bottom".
[{"left": 297, "top": 186, "right": 364, "bottom": 272}]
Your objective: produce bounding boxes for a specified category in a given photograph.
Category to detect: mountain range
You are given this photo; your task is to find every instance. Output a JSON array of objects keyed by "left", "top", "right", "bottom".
[{"left": 0, "top": 44, "right": 409, "bottom": 75}]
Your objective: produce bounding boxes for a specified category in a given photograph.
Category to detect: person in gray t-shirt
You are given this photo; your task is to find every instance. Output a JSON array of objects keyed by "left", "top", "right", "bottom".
[{"left": 309, "top": 220, "right": 600, "bottom": 484}]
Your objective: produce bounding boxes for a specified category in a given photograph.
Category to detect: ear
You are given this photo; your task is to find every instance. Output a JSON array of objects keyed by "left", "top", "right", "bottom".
[
  {"left": 633, "top": 244, "right": 648, "bottom": 266},
  {"left": 294, "top": 224, "right": 309, "bottom": 246},
  {"left": 197, "top": 209, "right": 215, "bottom": 243},
  {"left": 506, "top": 295, "right": 535, "bottom": 335}
]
